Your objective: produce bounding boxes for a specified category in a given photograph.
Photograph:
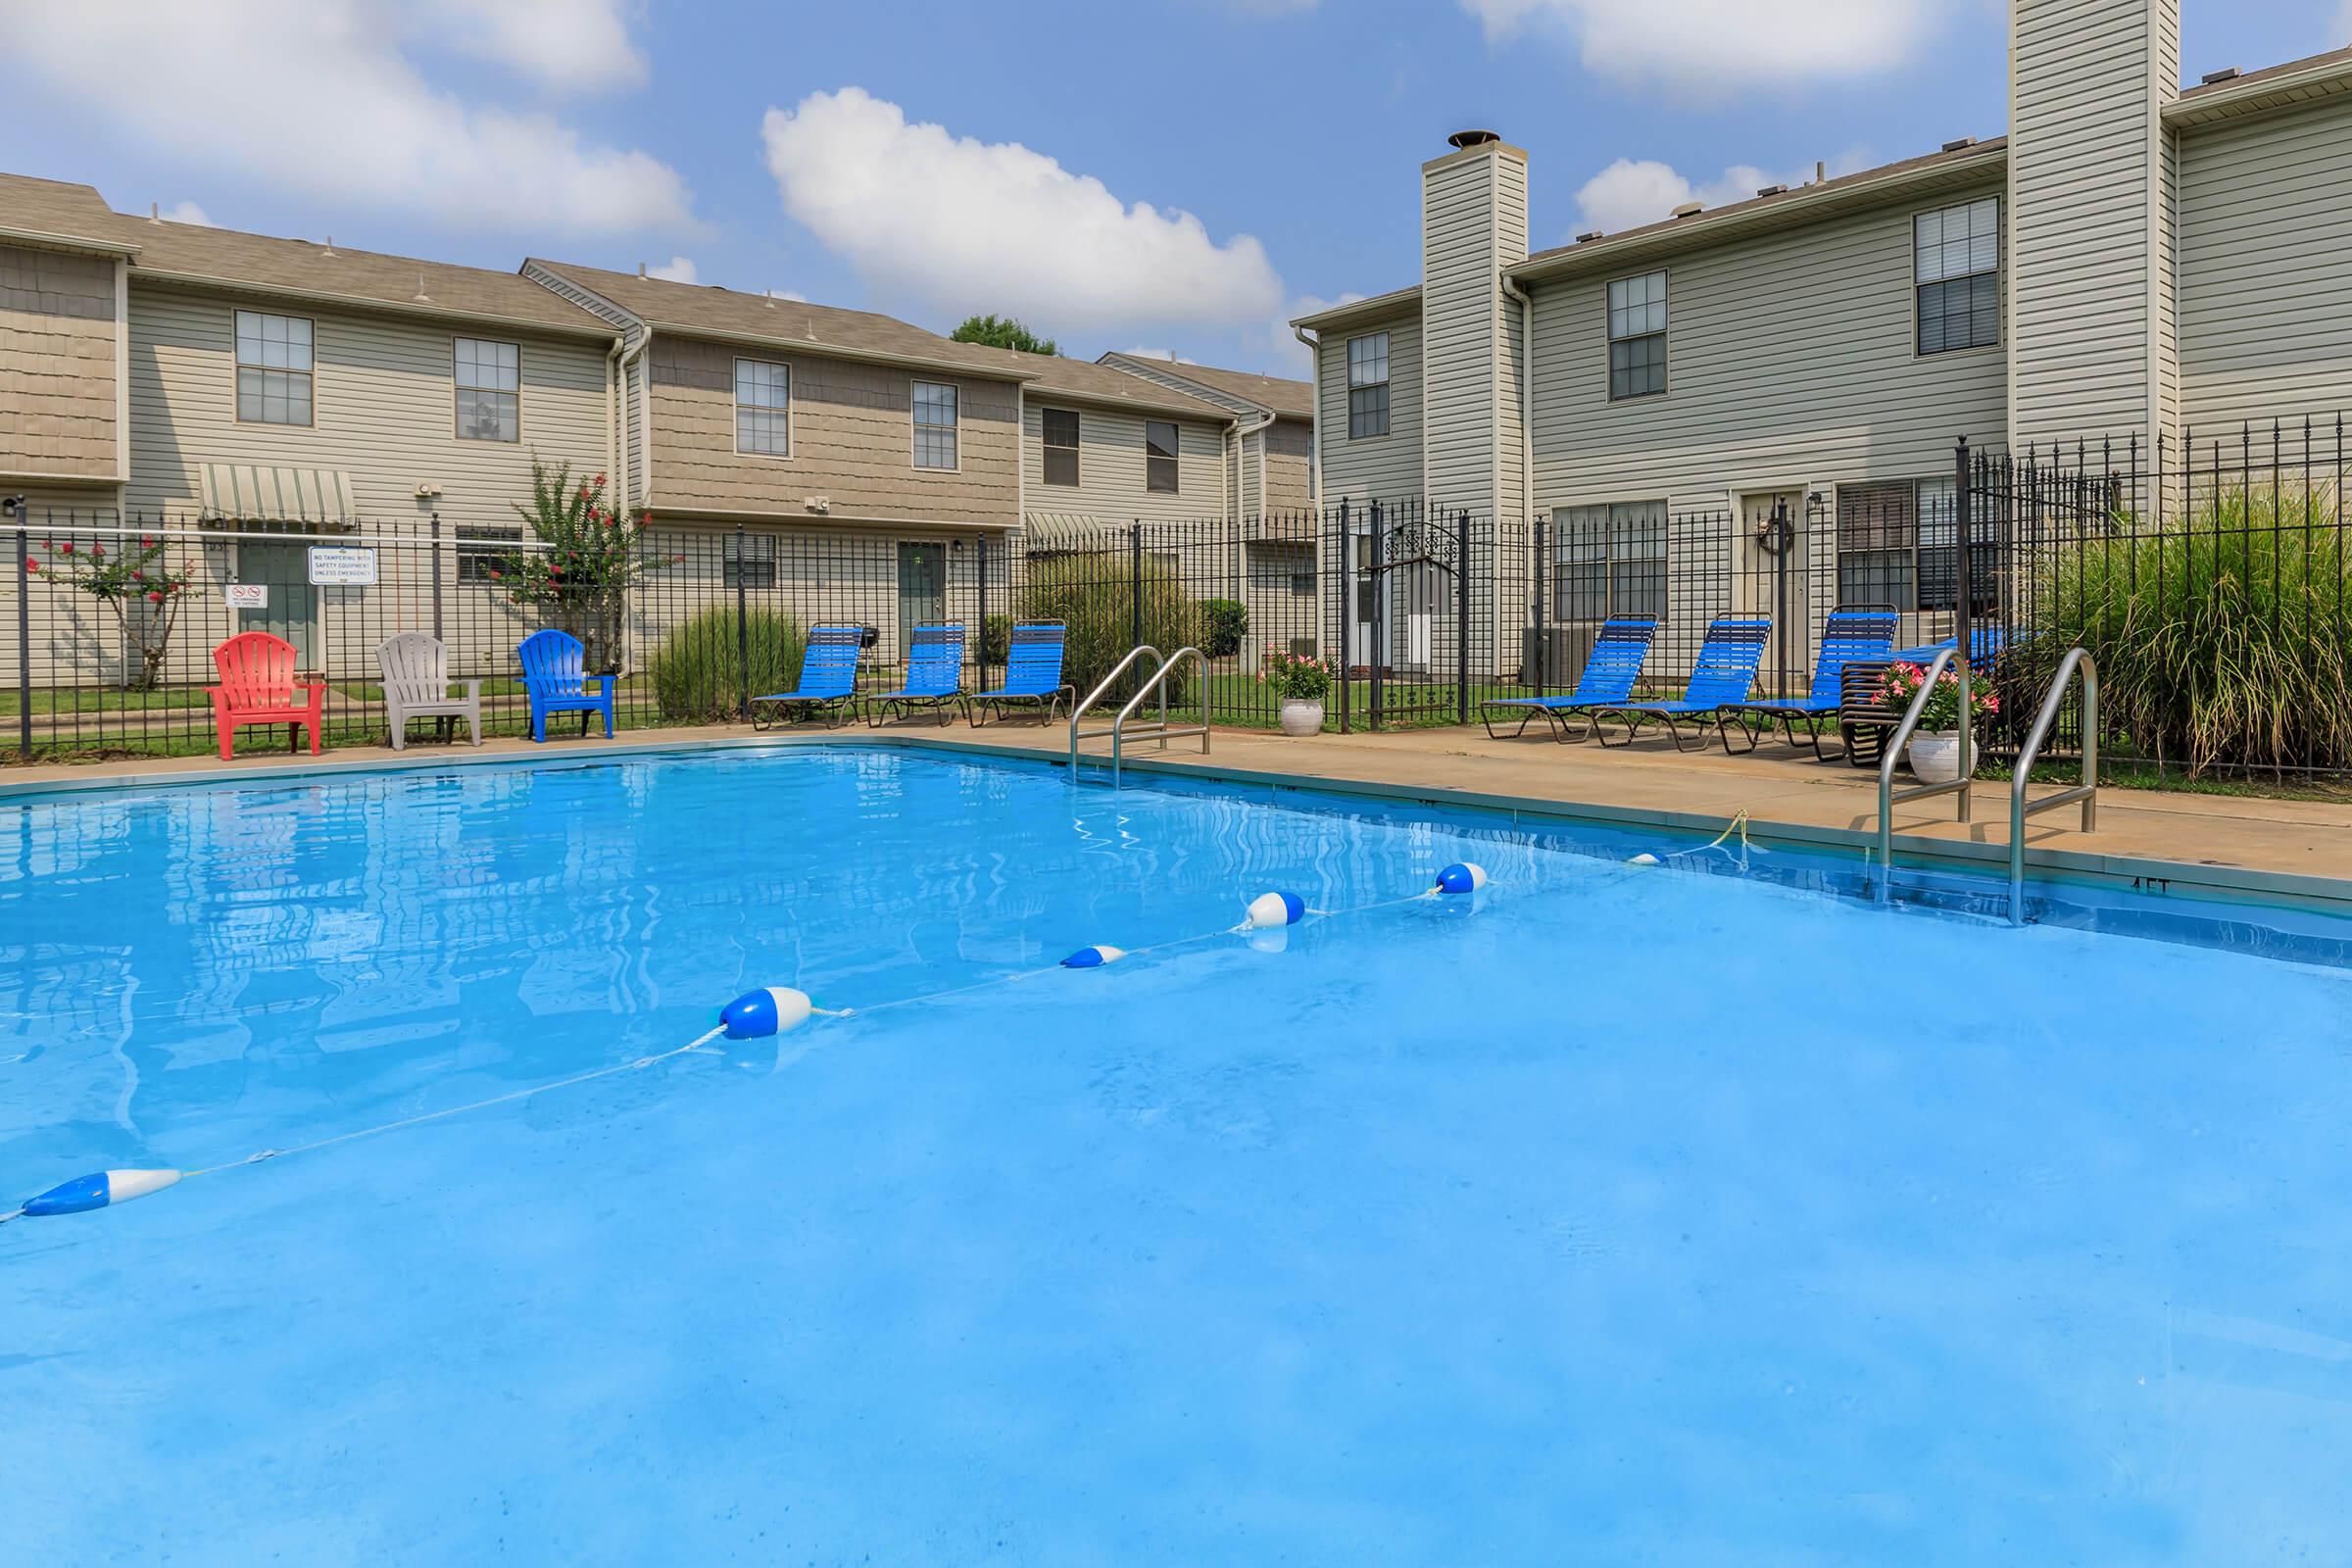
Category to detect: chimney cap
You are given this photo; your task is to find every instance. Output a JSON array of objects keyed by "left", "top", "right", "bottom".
[
  {"left": 1940, "top": 135, "right": 1978, "bottom": 152},
  {"left": 1670, "top": 200, "right": 1703, "bottom": 219},
  {"left": 2200, "top": 66, "right": 2240, "bottom": 84},
  {"left": 1446, "top": 128, "right": 1502, "bottom": 150}
]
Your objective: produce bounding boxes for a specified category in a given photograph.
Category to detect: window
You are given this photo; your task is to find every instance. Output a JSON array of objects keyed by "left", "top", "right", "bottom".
[
  {"left": 1146, "top": 420, "right": 1180, "bottom": 493},
  {"left": 735, "top": 359, "right": 790, "bottom": 457},
  {"left": 1552, "top": 501, "right": 1667, "bottom": 621},
  {"left": 1836, "top": 476, "right": 1996, "bottom": 612},
  {"left": 1915, "top": 198, "right": 2000, "bottom": 355},
  {"left": 724, "top": 532, "right": 776, "bottom": 589},
  {"left": 1346, "top": 333, "right": 1390, "bottom": 439},
  {"left": 455, "top": 524, "right": 521, "bottom": 585},
  {"left": 452, "top": 337, "right": 519, "bottom": 443},
  {"left": 1042, "top": 408, "right": 1080, "bottom": 486},
  {"left": 912, "top": 380, "right": 958, "bottom": 469},
  {"left": 1607, "top": 271, "right": 1667, "bottom": 400},
  {"left": 235, "top": 310, "right": 314, "bottom": 425}
]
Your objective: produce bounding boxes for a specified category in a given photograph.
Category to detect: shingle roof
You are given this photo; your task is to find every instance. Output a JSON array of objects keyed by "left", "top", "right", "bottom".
[
  {"left": 2178, "top": 43, "right": 2352, "bottom": 99},
  {"left": 529, "top": 260, "right": 1041, "bottom": 381},
  {"left": 1102, "top": 355, "right": 1314, "bottom": 420},
  {"left": 1012, "top": 352, "right": 1230, "bottom": 418},
  {"left": 0, "top": 172, "right": 612, "bottom": 336},
  {"left": 2167, "top": 44, "right": 2352, "bottom": 127}
]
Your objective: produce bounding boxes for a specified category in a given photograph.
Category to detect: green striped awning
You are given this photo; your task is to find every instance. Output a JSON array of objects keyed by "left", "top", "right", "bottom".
[
  {"left": 198, "top": 464, "right": 358, "bottom": 525},
  {"left": 1021, "top": 512, "right": 1126, "bottom": 553}
]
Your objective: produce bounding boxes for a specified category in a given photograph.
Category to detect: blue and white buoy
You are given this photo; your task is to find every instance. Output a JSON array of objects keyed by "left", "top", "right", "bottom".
[
  {"left": 16, "top": 1168, "right": 181, "bottom": 1219},
  {"left": 1061, "top": 945, "right": 1127, "bottom": 969},
  {"left": 1245, "top": 891, "right": 1307, "bottom": 929},
  {"left": 719, "top": 986, "right": 815, "bottom": 1040},
  {"left": 1433, "top": 861, "right": 1489, "bottom": 896}
]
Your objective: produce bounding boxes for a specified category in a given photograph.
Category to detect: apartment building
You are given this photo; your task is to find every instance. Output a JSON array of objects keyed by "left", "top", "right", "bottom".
[{"left": 1296, "top": 0, "right": 2352, "bottom": 668}]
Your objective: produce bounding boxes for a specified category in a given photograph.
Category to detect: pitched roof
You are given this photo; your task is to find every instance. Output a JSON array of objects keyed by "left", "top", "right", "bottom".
[
  {"left": 1013, "top": 352, "right": 1230, "bottom": 418},
  {"left": 528, "top": 260, "right": 1039, "bottom": 381},
  {"left": 1290, "top": 284, "right": 1426, "bottom": 332},
  {"left": 0, "top": 172, "right": 612, "bottom": 336},
  {"left": 2168, "top": 44, "right": 2352, "bottom": 128},
  {"left": 1100, "top": 354, "right": 1314, "bottom": 420}
]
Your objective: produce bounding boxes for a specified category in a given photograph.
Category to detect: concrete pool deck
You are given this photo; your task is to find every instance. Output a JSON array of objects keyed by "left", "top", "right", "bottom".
[{"left": 6, "top": 720, "right": 2350, "bottom": 904}]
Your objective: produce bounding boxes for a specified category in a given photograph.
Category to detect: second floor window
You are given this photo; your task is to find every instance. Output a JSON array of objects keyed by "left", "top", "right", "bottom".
[
  {"left": 1916, "top": 197, "right": 2000, "bottom": 355},
  {"left": 1607, "top": 272, "right": 1667, "bottom": 401},
  {"left": 235, "top": 310, "right": 314, "bottom": 425},
  {"left": 455, "top": 337, "right": 519, "bottom": 442},
  {"left": 1347, "top": 332, "right": 1389, "bottom": 439},
  {"left": 1146, "top": 420, "right": 1180, "bottom": 493},
  {"left": 1553, "top": 500, "right": 1667, "bottom": 620},
  {"left": 912, "top": 380, "right": 957, "bottom": 469},
  {"left": 736, "top": 359, "right": 791, "bottom": 457},
  {"left": 1043, "top": 408, "right": 1080, "bottom": 486}
]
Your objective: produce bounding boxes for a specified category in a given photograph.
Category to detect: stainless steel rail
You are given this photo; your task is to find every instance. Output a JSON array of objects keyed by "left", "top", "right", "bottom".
[
  {"left": 2007, "top": 648, "right": 2098, "bottom": 925},
  {"left": 1068, "top": 644, "right": 1161, "bottom": 772},
  {"left": 1875, "top": 646, "right": 1973, "bottom": 897},
  {"left": 1065, "top": 644, "right": 1210, "bottom": 786}
]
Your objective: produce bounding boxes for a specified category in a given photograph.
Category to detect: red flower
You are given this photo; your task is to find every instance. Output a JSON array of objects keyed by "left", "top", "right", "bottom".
[
  {"left": 146, "top": 590, "right": 164, "bottom": 603},
  {"left": 131, "top": 569, "right": 144, "bottom": 581},
  {"left": 59, "top": 541, "right": 74, "bottom": 555},
  {"left": 593, "top": 472, "right": 607, "bottom": 486},
  {"left": 488, "top": 569, "right": 503, "bottom": 581},
  {"left": 141, "top": 536, "right": 155, "bottom": 548},
  {"left": 89, "top": 544, "right": 105, "bottom": 558},
  {"left": 24, "top": 558, "right": 40, "bottom": 573}
]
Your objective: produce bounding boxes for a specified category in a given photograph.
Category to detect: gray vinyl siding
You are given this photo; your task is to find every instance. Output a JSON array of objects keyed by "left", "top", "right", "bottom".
[
  {"left": 1420, "top": 146, "right": 1527, "bottom": 517},
  {"left": 1238, "top": 427, "right": 1263, "bottom": 517},
  {"left": 2178, "top": 95, "right": 2352, "bottom": 438},
  {"left": 1529, "top": 183, "right": 2008, "bottom": 514},
  {"left": 1316, "top": 309, "right": 1422, "bottom": 508},
  {"left": 1021, "top": 401, "right": 1222, "bottom": 523},
  {"left": 2008, "top": 0, "right": 2169, "bottom": 451},
  {"left": 124, "top": 284, "right": 609, "bottom": 527}
]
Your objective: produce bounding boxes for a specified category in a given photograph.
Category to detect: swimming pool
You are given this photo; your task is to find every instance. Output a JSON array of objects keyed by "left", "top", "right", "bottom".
[{"left": 5, "top": 745, "right": 2350, "bottom": 1564}]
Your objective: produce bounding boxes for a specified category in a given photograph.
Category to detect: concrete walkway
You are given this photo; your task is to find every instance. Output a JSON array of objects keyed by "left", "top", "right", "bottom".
[{"left": 7, "top": 718, "right": 2349, "bottom": 901}]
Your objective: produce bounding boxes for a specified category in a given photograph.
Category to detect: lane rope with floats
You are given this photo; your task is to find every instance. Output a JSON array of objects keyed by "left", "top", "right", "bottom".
[{"left": 3, "top": 861, "right": 1491, "bottom": 1230}]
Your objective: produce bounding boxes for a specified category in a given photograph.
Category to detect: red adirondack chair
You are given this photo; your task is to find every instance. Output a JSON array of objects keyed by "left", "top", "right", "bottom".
[{"left": 208, "top": 631, "right": 326, "bottom": 760}]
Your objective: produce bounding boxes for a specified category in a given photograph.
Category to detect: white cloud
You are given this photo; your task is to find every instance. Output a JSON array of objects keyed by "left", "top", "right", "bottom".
[
  {"left": 1458, "top": 0, "right": 1946, "bottom": 88},
  {"left": 0, "top": 1, "right": 694, "bottom": 235},
  {"left": 646, "top": 255, "right": 699, "bottom": 283},
  {"left": 760, "top": 87, "right": 1284, "bottom": 332},
  {"left": 1269, "top": 292, "right": 1365, "bottom": 376},
  {"left": 421, "top": 0, "right": 647, "bottom": 90},
  {"left": 1122, "top": 346, "right": 1176, "bottom": 361},
  {"left": 1573, "top": 151, "right": 1871, "bottom": 234},
  {"left": 159, "top": 201, "right": 215, "bottom": 227}
]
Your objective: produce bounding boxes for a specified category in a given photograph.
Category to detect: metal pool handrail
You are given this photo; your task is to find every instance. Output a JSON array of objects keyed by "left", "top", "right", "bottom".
[
  {"left": 1107, "top": 646, "right": 1209, "bottom": 788},
  {"left": 1875, "top": 646, "right": 1972, "bottom": 896},
  {"left": 2008, "top": 648, "right": 2099, "bottom": 925},
  {"left": 1068, "top": 645, "right": 1162, "bottom": 772}
]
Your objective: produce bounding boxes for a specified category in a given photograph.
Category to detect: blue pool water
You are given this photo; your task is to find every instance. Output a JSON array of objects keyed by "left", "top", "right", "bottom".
[{"left": 4, "top": 747, "right": 2351, "bottom": 1564}]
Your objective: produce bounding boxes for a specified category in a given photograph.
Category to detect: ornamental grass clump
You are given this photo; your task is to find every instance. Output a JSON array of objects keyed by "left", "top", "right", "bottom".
[{"left": 1015, "top": 550, "right": 1203, "bottom": 705}]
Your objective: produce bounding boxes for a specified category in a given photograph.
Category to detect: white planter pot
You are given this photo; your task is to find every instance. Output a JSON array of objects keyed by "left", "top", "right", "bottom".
[
  {"left": 1907, "top": 730, "right": 1964, "bottom": 785},
  {"left": 1279, "top": 698, "right": 1325, "bottom": 737}
]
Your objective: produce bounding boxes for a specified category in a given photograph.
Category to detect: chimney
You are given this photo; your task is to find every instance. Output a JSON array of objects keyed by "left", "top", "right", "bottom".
[
  {"left": 638, "top": 262, "right": 647, "bottom": 278},
  {"left": 1421, "top": 128, "right": 1529, "bottom": 521}
]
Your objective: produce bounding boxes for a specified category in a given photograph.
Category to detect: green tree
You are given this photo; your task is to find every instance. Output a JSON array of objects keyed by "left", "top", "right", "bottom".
[{"left": 950, "top": 314, "right": 1058, "bottom": 356}]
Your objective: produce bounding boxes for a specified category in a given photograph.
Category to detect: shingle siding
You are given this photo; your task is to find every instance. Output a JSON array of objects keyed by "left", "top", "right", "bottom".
[{"left": 1, "top": 244, "right": 119, "bottom": 482}]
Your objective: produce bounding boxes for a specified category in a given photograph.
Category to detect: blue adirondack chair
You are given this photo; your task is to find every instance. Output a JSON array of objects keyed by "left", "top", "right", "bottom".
[
  {"left": 970, "top": 621, "right": 1075, "bottom": 725},
  {"left": 1589, "top": 616, "right": 1772, "bottom": 751},
  {"left": 750, "top": 624, "right": 863, "bottom": 729},
  {"left": 1479, "top": 617, "right": 1657, "bottom": 741},
  {"left": 1718, "top": 608, "right": 1898, "bottom": 760},
  {"left": 866, "top": 623, "right": 966, "bottom": 726},
  {"left": 518, "top": 628, "right": 615, "bottom": 743}
]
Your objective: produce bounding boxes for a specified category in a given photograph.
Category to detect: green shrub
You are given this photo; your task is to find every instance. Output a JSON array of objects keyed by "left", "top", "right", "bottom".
[
  {"left": 1200, "top": 598, "right": 1247, "bottom": 658},
  {"left": 1016, "top": 551, "right": 1204, "bottom": 706},
  {"left": 2009, "top": 484, "right": 2352, "bottom": 776},
  {"left": 980, "top": 613, "right": 1011, "bottom": 668},
  {"left": 650, "top": 606, "right": 807, "bottom": 722}
]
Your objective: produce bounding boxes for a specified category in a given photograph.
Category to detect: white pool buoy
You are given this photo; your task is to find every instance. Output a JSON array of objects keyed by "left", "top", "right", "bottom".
[
  {"left": 17, "top": 1168, "right": 182, "bottom": 1219},
  {"left": 1626, "top": 853, "right": 1663, "bottom": 866},
  {"left": 1245, "top": 891, "right": 1307, "bottom": 928},
  {"left": 1061, "top": 945, "right": 1126, "bottom": 969},
  {"left": 718, "top": 986, "right": 815, "bottom": 1040},
  {"left": 1433, "top": 862, "right": 1489, "bottom": 896}
]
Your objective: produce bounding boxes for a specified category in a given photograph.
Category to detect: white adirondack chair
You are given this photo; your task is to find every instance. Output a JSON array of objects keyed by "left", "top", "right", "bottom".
[{"left": 375, "top": 631, "right": 482, "bottom": 750}]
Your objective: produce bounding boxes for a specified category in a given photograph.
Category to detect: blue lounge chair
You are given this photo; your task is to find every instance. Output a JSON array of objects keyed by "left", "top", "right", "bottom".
[
  {"left": 1479, "top": 617, "right": 1656, "bottom": 740},
  {"left": 750, "top": 623, "right": 863, "bottom": 729},
  {"left": 1589, "top": 616, "right": 1772, "bottom": 751},
  {"left": 517, "top": 628, "right": 614, "bottom": 743},
  {"left": 1718, "top": 608, "right": 1898, "bottom": 760},
  {"left": 971, "top": 621, "right": 1075, "bottom": 725},
  {"left": 866, "top": 622, "right": 966, "bottom": 726}
]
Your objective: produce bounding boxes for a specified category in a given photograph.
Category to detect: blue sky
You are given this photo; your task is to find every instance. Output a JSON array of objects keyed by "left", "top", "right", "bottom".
[{"left": 5, "top": 1, "right": 2344, "bottom": 377}]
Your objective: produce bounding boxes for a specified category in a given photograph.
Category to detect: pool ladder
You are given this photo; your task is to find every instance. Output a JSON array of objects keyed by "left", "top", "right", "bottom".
[
  {"left": 1067, "top": 645, "right": 1209, "bottom": 788},
  {"left": 1874, "top": 645, "right": 2099, "bottom": 924}
]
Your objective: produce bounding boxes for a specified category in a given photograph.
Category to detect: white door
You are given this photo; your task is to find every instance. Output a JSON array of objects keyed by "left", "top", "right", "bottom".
[{"left": 1737, "top": 490, "right": 1805, "bottom": 694}]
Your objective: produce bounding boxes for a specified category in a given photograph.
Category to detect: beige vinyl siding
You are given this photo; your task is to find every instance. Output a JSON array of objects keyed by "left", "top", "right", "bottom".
[
  {"left": 125, "top": 284, "right": 607, "bottom": 526},
  {"left": 1420, "top": 145, "right": 1527, "bottom": 516},
  {"left": 2008, "top": 0, "right": 2170, "bottom": 450},
  {"left": 1265, "top": 417, "right": 1314, "bottom": 513},
  {"left": 645, "top": 336, "right": 1018, "bottom": 527},
  {"left": 1529, "top": 183, "right": 2008, "bottom": 513},
  {"left": 1, "top": 244, "right": 120, "bottom": 482},
  {"left": 1317, "top": 310, "right": 1422, "bottom": 507},
  {"left": 1021, "top": 402, "right": 1222, "bottom": 523},
  {"left": 2178, "top": 96, "right": 2352, "bottom": 436}
]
